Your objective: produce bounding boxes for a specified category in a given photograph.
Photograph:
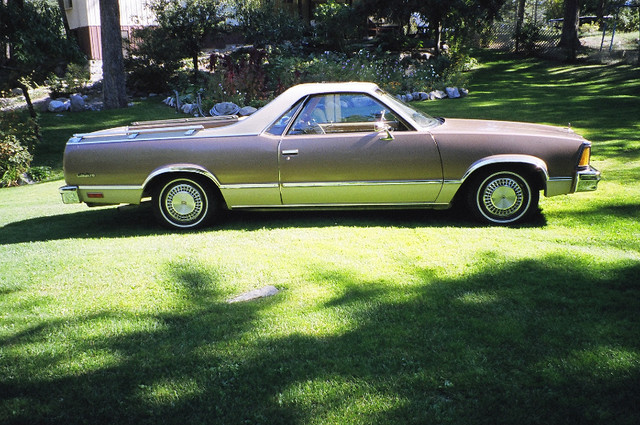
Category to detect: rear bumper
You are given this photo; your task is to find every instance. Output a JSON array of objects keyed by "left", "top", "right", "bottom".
[
  {"left": 575, "top": 166, "right": 601, "bottom": 192},
  {"left": 59, "top": 185, "right": 80, "bottom": 204}
]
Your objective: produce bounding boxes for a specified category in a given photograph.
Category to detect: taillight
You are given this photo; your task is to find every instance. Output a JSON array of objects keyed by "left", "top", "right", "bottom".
[{"left": 578, "top": 145, "right": 591, "bottom": 167}]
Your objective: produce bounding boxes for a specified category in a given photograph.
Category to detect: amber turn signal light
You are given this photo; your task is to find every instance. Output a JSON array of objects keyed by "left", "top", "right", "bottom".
[{"left": 578, "top": 146, "right": 591, "bottom": 167}]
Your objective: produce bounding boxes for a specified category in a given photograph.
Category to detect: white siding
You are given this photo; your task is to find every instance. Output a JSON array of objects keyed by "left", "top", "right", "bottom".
[
  {"left": 120, "top": 0, "right": 156, "bottom": 26},
  {"left": 66, "top": 0, "right": 156, "bottom": 29}
]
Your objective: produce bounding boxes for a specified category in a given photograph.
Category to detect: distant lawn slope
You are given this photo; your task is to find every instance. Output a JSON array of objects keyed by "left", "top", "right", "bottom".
[{"left": 1, "top": 51, "right": 639, "bottom": 425}]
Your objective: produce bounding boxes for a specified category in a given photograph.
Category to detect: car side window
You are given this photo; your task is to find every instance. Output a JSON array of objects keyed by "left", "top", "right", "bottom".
[
  {"left": 287, "top": 93, "right": 409, "bottom": 135},
  {"left": 266, "top": 100, "right": 304, "bottom": 136}
]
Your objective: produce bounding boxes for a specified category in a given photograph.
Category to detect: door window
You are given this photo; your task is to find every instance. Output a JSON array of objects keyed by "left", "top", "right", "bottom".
[{"left": 287, "top": 93, "right": 410, "bottom": 135}]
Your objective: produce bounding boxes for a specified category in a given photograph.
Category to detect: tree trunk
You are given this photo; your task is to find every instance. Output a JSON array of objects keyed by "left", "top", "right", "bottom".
[
  {"left": 558, "top": 0, "right": 580, "bottom": 61},
  {"left": 515, "top": 0, "right": 526, "bottom": 52},
  {"left": 56, "top": 0, "right": 72, "bottom": 40},
  {"left": 17, "top": 82, "right": 36, "bottom": 120},
  {"left": 99, "top": 0, "right": 128, "bottom": 109},
  {"left": 432, "top": 14, "right": 442, "bottom": 55}
]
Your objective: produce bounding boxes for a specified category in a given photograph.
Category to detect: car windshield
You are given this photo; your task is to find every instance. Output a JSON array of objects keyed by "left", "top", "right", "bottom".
[{"left": 377, "top": 89, "right": 441, "bottom": 129}]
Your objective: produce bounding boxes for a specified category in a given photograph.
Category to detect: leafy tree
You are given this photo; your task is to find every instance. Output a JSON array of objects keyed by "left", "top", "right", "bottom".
[
  {"left": 150, "top": 0, "right": 228, "bottom": 74},
  {"left": 0, "top": 0, "right": 83, "bottom": 117},
  {"left": 314, "top": 0, "right": 366, "bottom": 52},
  {"left": 125, "top": 25, "right": 186, "bottom": 94},
  {"left": 236, "top": 0, "right": 309, "bottom": 48},
  {"left": 358, "top": 0, "right": 505, "bottom": 54}
]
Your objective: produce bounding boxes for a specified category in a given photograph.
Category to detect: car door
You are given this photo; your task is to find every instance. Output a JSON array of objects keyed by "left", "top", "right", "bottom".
[{"left": 277, "top": 93, "right": 443, "bottom": 205}]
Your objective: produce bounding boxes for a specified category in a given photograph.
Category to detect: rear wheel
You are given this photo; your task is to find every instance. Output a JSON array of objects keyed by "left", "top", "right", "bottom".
[
  {"left": 467, "top": 170, "right": 538, "bottom": 225},
  {"left": 153, "top": 177, "right": 216, "bottom": 229}
]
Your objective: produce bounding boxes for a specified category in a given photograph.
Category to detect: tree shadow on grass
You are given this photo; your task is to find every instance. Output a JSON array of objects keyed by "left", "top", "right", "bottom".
[{"left": 2, "top": 255, "right": 639, "bottom": 424}]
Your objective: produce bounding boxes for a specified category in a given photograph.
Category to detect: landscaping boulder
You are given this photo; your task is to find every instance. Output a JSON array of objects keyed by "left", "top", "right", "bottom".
[
  {"left": 446, "top": 87, "right": 461, "bottom": 99},
  {"left": 181, "top": 103, "right": 196, "bottom": 114},
  {"left": 429, "top": 90, "right": 446, "bottom": 100},
  {"left": 48, "top": 99, "right": 70, "bottom": 112},
  {"left": 210, "top": 102, "right": 240, "bottom": 116},
  {"left": 70, "top": 94, "right": 86, "bottom": 112}
]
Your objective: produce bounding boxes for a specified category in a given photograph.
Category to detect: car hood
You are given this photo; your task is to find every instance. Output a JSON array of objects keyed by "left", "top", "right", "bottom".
[{"left": 431, "top": 118, "right": 585, "bottom": 142}]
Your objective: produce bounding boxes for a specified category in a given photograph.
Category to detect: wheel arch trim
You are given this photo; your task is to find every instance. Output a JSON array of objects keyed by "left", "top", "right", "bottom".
[
  {"left": 461, "top": 154, "right": 549, "bottom": 184},
  {"left": 142, "top": 165, "right": 222, "bottom": 193}
]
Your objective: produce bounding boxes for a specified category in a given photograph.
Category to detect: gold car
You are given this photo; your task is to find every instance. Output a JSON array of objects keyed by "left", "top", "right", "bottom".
[{"left": 60, "top": 82, "right": 600, "bottom": 229}]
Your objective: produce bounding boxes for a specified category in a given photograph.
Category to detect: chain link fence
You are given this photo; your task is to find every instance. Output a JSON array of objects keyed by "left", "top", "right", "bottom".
[{"left": 483, "top": 21, "right": 639, "bottom": 64}]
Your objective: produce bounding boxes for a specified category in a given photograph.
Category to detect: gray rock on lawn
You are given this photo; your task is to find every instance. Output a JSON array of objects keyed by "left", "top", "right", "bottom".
[
  {"left": 70, "top": 94, "right": 86, "bottom": 112},
  {"left": 210, "top": 102, "right": 240, "bottom": 116},
  {"left": 446, "top": 87, "right": 461, "bottom": 99},
  {"left": 181, "top": 103, "right": 196, "bottom": 114},
  {"left": 48, "top": 99, "right": 70, "bottom": 112},
  {"left": 18, "top": 172, "right": 35, "bottom": 185},
  {"left": 429, "top": 90, "right": 446, "bottom": 100},
  {"left": 227, "top": 285, "right": 279, "bottom": 303}
]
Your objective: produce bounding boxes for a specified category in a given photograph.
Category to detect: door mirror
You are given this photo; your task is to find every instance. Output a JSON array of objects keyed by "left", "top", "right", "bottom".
[{"left": 375, "top": 121, "right": 394, "bottom": 141}]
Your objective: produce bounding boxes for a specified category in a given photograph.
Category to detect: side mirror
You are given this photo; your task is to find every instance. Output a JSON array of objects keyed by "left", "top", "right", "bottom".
[{"left": 375, "top": 121, "right": 394, "bottom": 141}]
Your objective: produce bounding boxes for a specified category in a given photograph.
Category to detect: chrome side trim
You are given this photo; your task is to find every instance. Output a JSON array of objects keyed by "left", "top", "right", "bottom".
[
  {"left": 67, "top": 131, "right": 259, "bottom": 146},
  {"left": 77, "top": 185, "right": 144, "bottom": 191},
  {"left": 280, "top": 179, "right": 442, "bottom": 188},
  {"left": 230, "top": 202, "right": 452, "bottom": 210},
  {"left": 220, "top": 183, "right": 279, "bottom": 190}
]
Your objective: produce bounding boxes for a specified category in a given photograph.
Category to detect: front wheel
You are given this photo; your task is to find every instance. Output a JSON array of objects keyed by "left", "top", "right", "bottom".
[
  {"left": 467, "top": 170, "right": 539, "bottom": 225},
  {"left": 153, "top": 177, "right": 216, "bottom": 229}
]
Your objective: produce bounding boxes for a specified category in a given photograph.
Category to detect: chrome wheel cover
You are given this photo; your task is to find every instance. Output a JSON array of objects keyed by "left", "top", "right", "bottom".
[
  {"left": 474, "top": 171, "right": 532, "bottom": 224},
  {"left": 482, "top": 177, "right": 523, "bottom": 217},
  {"left": 163, "top": 182, "right": 206, "bottom": 224}
]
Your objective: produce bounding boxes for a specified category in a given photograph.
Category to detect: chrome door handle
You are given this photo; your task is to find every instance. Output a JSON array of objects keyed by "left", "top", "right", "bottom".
[{"left": 281, "top": 149, "right": 299, "bottom": 155}]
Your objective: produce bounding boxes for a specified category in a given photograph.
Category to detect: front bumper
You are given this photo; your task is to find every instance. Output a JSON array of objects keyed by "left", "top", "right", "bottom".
[
  {"left": 59, "top": 185, "right": 80, "bottom": 204},
  {"left": 575, "top": 166, "right": 601, "bottom": 192}
]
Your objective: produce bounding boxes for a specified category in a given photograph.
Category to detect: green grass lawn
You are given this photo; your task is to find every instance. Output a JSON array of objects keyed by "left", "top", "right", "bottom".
[{"left": 1, "top": 51, "right": 639, "bottom": 424}]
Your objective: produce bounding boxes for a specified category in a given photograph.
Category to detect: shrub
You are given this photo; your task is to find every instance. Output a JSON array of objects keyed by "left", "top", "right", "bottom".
[
  {"left": 515, "top": 21, "right": 542, "bottom": 54},
  {"left": 209, "top": 47, "right": 270, "bottom": 105},
  {"left": 264, "top": 50, "right": 442, "bottom": 94},
  {"left": 0, "top": 135, "right": 33, "bottom": 186},
  {"left": 183, "top": 48, "right": 471, "bottom": 113},
  {"left": 125, "top": 26, "right": 185, "bottom": 94},
  {"left": 0, "top": 111, "right": 38, "bottom": 186},
  {"left": 616, "top": 7, "right": 640, "bottom": 32},
  {"left": 237, "top": 4, "right": 309, "bottom": 48},
  {"left": 47, "top": 62, "right": 90, "bottom": 98}
]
